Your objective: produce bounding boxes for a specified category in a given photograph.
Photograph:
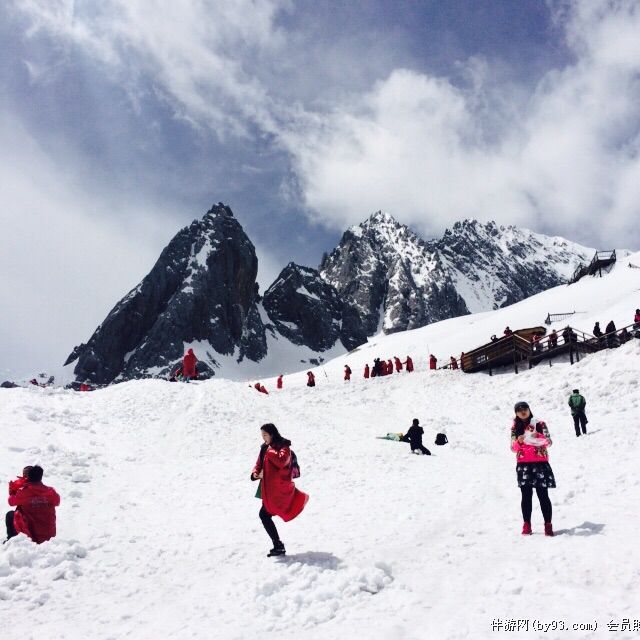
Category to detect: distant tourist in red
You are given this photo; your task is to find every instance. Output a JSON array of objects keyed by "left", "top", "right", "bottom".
[
  {"left": 394, "top": 356, "right": 402, "bottom": 373},
  {"left": 450, "top": 356, "right": 458, "bottom": 370},
  {"left": 344, "top": 365, "right": 352, "bottom": 381},
  {"left": 364, "top": 364, "right": 370, "bottom": 379},
  {"left": 404, "top": 356, "right": 414, "bottom": 372},
  {"left": 504, "top": 326, "right": 513, "bottom": 337},
  {"left": 387, "top": 359, "right": 393, "bottom": 374},
  {"left": 182, "top": 348, "right": 198, "bottom": 382},
  {"left": 277, "top": 375, "right": 283, "bottom": 390},
  {"left": 6, "top": 465, "right": 60, "bottom": 544},
  {"left": 306, "top": 371, "right": 315, "bottom": 387},
  {"left": 429, "top": 354, "right": 437, "bottom": 370}
]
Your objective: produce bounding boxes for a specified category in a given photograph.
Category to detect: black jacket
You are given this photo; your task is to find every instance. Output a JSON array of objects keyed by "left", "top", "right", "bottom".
[{"left": 402, "top": 425, "right": 424, "bottom": 444}]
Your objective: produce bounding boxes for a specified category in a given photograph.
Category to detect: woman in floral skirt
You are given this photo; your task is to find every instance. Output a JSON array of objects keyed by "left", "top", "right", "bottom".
[{"left": 510, "top": 401, "right": 556, "bottom": 536}]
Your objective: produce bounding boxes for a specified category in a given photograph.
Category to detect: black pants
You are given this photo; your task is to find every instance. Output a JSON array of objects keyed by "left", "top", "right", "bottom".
[
  {"left": 573, "top": 412, "right": 588, "bottom": 436},
  {"left": 5, "top": 510, "right": 17, "bottom": 539},
  {"left": 411, "top": 443, "right": 431, "bottom": 455},
  {"left": 520, "top": 487, "right": 552, "bottom": 523},
  {"left": 259, "top": 506, "right": 281, "bottom": 545}
]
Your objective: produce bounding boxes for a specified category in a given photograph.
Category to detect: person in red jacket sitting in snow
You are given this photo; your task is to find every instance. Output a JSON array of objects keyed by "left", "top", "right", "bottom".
[
  {"left": 251, "top": 423, "right": 308, "bottom": 556},
  {"left": 182, "top": 348, "right": 198, "bottom": 382},
  {"left": 6, "top": 465, "right": 60, "bottom": 544},
  {"left": 404, "top": 356, "right": 414, "bottom": 372}
]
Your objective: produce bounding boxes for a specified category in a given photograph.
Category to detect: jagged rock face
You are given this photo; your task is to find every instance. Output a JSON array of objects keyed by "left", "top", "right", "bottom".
[
  {"left": 65, "top": 204, "right": 267, "bottom": 384},
  {"left": 320, "top": 212, "right": 469, "bottom": 335},
  {"left": 320, "top": 212, "right": 592, "bottom": 335},
  {"left": 435, "top": 220, "right": 593, "bottom": 311},
  {"left": 263, "top": 263, "right": 367, "bottom": 351}
]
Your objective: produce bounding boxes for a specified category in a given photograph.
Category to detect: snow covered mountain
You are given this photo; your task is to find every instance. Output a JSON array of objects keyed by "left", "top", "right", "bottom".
[
  {"left": 64, "top": 205, "right": 595, "bottom": 385},
  {"left": 64, "top": 205, "right": 362, "bottom": 385},
  {"left": 65, "top": 204, "right": 269, "bottom": 384},
  {"left": 320, "top": 212, "right": 594, "bottom": 335}
]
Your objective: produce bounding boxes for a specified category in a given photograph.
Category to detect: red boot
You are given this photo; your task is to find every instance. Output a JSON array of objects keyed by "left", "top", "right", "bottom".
[
  {"left": 544, "top": 522, "right": 554, "bottom": 537},
  {"left": 522, "top": 522, "right": 532, "bottom": 535}
]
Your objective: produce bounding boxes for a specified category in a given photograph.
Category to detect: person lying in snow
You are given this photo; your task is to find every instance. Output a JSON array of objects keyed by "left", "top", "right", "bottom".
[
  {"left": 251, "top": 423, "right": 308, "bottom": 557},
  {"left": 400, "top": 419, "right": 431, "bottom": 455},
  {"left": 5, "top": 465, "right": 60, "bottom": 544}
]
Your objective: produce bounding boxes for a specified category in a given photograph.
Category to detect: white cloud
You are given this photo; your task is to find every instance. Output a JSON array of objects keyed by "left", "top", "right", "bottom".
[
  {"left": 0, "top": 115, "right": 180, "bottom": 375},
  {"left": 11, "top": 0, "right": 640, "bottom": 249}
]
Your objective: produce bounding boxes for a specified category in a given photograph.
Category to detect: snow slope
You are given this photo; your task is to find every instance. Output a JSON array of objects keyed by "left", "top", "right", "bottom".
[{"left": 1, "top": 253, "right": 639, "bottom": 640}]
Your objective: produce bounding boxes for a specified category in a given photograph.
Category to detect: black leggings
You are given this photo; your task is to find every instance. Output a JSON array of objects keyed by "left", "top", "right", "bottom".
[
  {"left": 520, "top": 487, "right": 552, "bottom": 523},
  {"left": 259, "top": 506, "right": 281, "bottom": 545},
  {"left": 5, "top": 511, "right": 17, "bottom": 539},
  {"left": 411, "top": 444, "right": 431, "bottom": 455}
]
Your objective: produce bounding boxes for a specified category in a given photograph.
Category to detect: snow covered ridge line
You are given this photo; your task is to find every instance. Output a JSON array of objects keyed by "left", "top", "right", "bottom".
[{"left": 51, "top": 202, "right": 617, "bottom": 386}]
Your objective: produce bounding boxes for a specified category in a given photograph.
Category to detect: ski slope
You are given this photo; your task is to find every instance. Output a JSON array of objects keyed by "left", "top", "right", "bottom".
[{"left": 1, "top": 253, "right": 639, "bottom": 640}]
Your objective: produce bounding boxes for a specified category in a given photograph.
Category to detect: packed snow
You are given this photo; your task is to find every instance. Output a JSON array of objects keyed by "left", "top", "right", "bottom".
[{"left": 1, "top": 253, "right": 639, "bottom": 639}]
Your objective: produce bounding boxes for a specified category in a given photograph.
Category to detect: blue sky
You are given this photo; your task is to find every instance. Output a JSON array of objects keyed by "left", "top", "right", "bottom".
[{"left": 1, "top": 0, "right": 639, "bottom": 375}]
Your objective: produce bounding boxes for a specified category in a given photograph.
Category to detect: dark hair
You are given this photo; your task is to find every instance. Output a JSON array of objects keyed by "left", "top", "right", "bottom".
[
  {"left": 573, "top": 389, "right": 579, "bottom": 394},
  {"left": 27, "top": 465, "right": 44, "bottom": 483},
  {"left": 22, "top": 465, "right": 33, "bottom": 478},
  {"left": 261, "top": 423, "right": 291, "bottom": 449},
  {"left": 412, "top": 418, "right": 419, "bottom": 426}
]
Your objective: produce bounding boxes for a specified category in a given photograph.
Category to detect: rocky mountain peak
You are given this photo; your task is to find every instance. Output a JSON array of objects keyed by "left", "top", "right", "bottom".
[
  {"left": 65, "top": 204, "right": 267, "bottom": 384},
  {"left": 320, "top": 211, "right": 593, "bottom": 336}
]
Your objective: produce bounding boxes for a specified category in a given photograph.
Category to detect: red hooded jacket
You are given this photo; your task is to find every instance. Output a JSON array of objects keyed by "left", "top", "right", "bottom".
[
  {"left": 429, "top": 355, "right": 437, "bottom": 370},
  {"left": 253, "top": 446, "right": 308, "bottom": 521},
  {"left": 182, "top": 349, "right": 198, "bottom": 378},
  {"left": 364, "top": 364, "right": 370, "bottom": 379},
  {"left": 8, "top": 482, "right": 60, "bottom": 543},
  {"left": 277, "top": 376, "right": 283, "bottom": 389},
  {"left": 405, "top": 356, "right": 414, "bottom": 372},
  {"left": 394, "top": 357, "right": 402, "bottom": 372}
]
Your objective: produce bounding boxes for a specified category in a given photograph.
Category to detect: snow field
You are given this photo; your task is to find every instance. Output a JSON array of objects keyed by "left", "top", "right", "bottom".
[
  {"left": 1, "top": 336, "right": 640, "bottom": 639},
  {"left": 1, "top": 251, "right": 639, "bottom": 639}
]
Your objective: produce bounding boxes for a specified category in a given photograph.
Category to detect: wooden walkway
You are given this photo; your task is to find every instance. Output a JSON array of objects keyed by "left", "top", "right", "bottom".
[{"left": 440, "top": 322, "right": 638, "bottom": 375}]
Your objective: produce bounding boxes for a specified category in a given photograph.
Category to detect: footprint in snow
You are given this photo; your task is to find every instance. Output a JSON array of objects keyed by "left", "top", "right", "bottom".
[{"left": 254, "top": 552, "right": 393, "bottom": 630}]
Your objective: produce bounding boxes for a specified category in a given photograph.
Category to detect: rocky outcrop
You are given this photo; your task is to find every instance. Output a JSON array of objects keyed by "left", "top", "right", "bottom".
[
  {"left": 263, "top": 263, "right": 367, "bottom": 351},
  {"left": 65, "top": 204, "right": 267, "bottom": 384},
  {"left": 320, "top": 212, "right": 592, "bottom": 336}
]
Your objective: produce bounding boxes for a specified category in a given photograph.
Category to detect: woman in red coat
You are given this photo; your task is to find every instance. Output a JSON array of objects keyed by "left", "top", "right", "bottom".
[
  {"left": 6, "top": 465, "right": 60, "bottom": 544},
  {"left": 251, "top": 423, "right": 308, "bottom": 556}
]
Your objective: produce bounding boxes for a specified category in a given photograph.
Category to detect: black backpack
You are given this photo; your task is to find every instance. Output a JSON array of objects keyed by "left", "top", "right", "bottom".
[
  {"left": 435, "top": 433, "right": 448, "bottom": 446},
  {"left": 290, "top": 450, "right": 301, "bottom": 478}
]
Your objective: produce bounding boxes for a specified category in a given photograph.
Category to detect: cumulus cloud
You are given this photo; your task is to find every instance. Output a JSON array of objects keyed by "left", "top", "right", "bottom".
[
  {"left": 11, "top": 0, "right": 640, "bottom": 250},
  {"left": 287, "top": 1, "right": 640, "bottom": 247}
]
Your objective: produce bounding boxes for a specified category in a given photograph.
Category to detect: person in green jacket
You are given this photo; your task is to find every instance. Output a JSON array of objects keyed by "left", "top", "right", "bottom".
[{"left": 568, "top": 389, "right": 588, "bottom": 437}]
